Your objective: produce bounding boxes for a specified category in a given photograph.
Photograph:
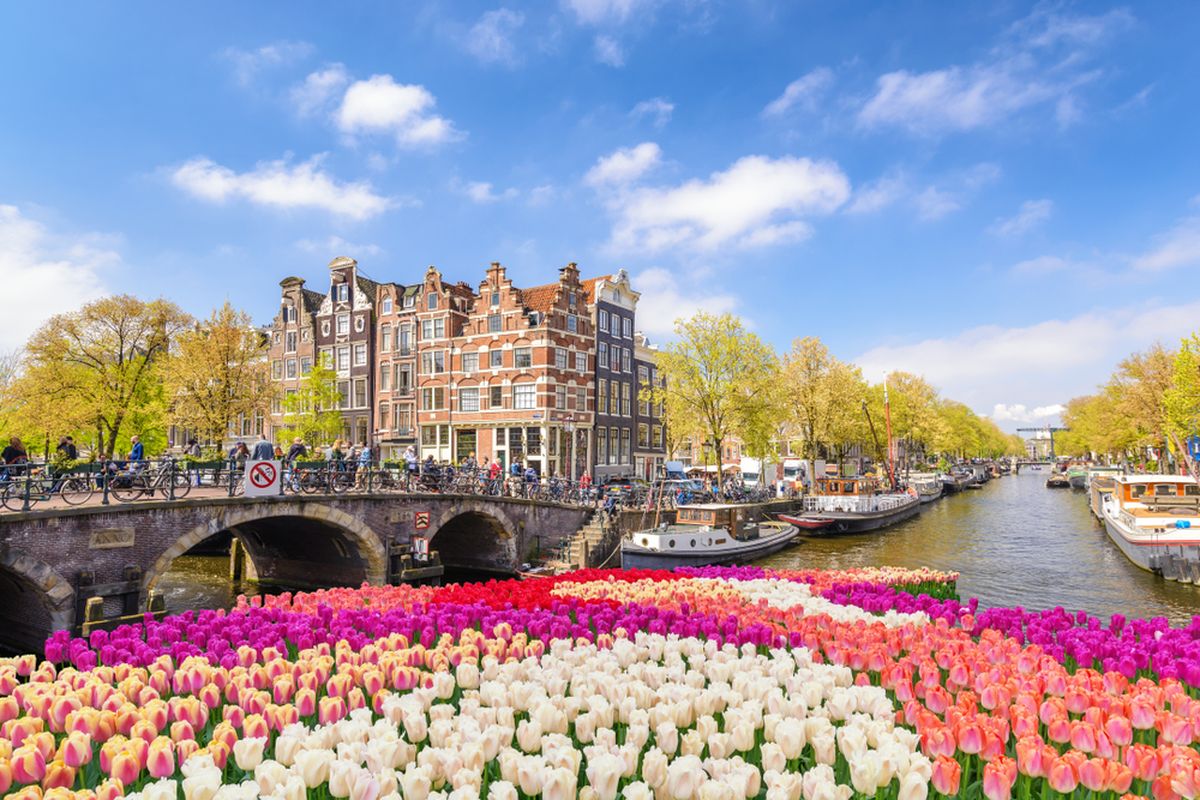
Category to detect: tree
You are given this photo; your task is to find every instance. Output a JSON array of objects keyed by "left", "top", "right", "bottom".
[
  {"left": 167, "top": 303, "right": 275, "bottom": 446},
  {"left": 780, "top": 337, "right": 869, "bottom": 460},
  {"left": 1165, "top": 334, "right": 1200, "bottom": 476},
  {"left": 1110, "top": 343, "right": 1176, "bottom": 464},
  {"left": 280, "top": 357, "right": 343, "bottom": 447},
  {"left": 13, "top": 295, "right": 190, "bottom": 458},
  {"left": 647, "top": 313, "right": 779, "bottom": 481}
]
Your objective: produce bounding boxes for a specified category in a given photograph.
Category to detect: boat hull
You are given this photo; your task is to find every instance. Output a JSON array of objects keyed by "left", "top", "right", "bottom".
[
  {"left": 620, "top": 525, "right": 798, "bottom": 569},
  {"left": 798, "top": 497, "right": 921, "bottom": 535},
  {"left": 1101, "top": 503, "right": 1200, "bottom": 582},
  {"left": 1068, "top": 474, "right": 1088, "bottom": 490}
]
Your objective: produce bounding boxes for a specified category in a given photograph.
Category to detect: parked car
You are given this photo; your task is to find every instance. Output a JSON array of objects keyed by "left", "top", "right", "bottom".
[{"left": 601, "top": 476, "right": 649, "bottom": 501}]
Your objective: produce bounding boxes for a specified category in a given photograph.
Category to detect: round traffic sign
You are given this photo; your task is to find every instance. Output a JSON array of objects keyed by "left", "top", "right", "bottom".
[{"left": 249, "top": 462, "right": 277, "bottom": 488}]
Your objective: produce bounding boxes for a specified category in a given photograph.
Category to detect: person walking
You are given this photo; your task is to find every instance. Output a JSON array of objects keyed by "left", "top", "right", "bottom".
[
  {"left": 185, "top": 438, "right": 203, "bottom": 486},
  {"left": 355, "top": 441, "right": 372, "bottom": 489},
  {"left": 2, "top": 436, "right": 27, "bottom": 465},
  {"left": 286, "top": 438, "right": 307, "bottom": 462},
  {"left": 129, "top": 435, "right": 145, "bottom": 465},
  {"left": 56, "top": 436, "right": 78, "bottom": 461},
  {"left": 251, "top": 433, "right": 274, "bottom": 461}
]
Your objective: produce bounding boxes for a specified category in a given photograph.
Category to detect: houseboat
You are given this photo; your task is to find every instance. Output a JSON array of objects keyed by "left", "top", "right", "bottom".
[
  {"left": 1100, "top": 475, "right": 1200, "bottom": 581},
  {"left": 1087, "top": 466, "right": 1123, "bottom": 518},
  {"left": 1067, "top": 465, "right": 1089, "bottom": 490},
  {"left": 621, "top": 504, "right": 798, "bottom": 569},
  {"left": 908, "top": 474, "right": 944, "bottom": 504},
  {"left": 786, "top": 476, "right": 920, "bottom": 535}
]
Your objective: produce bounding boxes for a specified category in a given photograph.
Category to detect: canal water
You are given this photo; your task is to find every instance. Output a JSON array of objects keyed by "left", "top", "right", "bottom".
[
  {"left": 759, "top": 469, "right": 1200, "bottom": 624},
  {"left": 157, "top": 470, "right": 1200, "bottom": 624}
]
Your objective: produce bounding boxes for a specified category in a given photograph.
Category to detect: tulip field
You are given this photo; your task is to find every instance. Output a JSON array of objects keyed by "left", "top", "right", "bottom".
[{"left": 4, "top": 566, "right": 1200, "bottom": 800}]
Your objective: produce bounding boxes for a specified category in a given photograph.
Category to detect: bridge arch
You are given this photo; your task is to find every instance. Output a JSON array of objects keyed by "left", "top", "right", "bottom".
[
  {"left": 145, "top": 502, "right": 387, "bottom": 593},
  {"left": 0, "top": 553, "right": 74, "bottom": 652},
  {"left": 428, "top": 498, "right": 521, "bottom": 574}
]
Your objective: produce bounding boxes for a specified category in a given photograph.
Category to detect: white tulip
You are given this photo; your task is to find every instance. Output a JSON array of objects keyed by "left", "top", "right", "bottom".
[{"left": 487, "top": 781, "right": 517, "bottom": 800}]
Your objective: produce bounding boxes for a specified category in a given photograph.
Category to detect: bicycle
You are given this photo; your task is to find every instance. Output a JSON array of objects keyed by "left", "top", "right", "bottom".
[
  {"left": 109, "top": 460, "right": 192, "bottom": 503},
  {"left": 0, "top": 466, "right": 96, "bottom": 511}
]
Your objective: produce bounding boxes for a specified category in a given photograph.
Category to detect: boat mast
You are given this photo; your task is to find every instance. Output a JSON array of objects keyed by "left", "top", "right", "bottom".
[{"left": 884, "top": 379, "right": 896, "bottom": 490}]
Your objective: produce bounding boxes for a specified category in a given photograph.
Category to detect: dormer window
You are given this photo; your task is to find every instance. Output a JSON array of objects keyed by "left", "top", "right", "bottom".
[
  {"left": 404, "top": 294, "right": 415, "bottom": 308},
  {"left": 382, "top": 297, "right": 393, "bottom": 314},
  {"left": 427, "top": 292, "right": 439, "bottom": 310},
  {"left": 335, "top": 284, "right": 349, "bottom": 302},
  {"left": 529, "top": 311, "right": 541, "bottom": 326}
]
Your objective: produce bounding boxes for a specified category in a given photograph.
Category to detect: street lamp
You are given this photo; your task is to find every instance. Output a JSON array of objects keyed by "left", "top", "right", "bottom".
[{"left": 564, "top": 415, "right": 576, "bottom": 481}]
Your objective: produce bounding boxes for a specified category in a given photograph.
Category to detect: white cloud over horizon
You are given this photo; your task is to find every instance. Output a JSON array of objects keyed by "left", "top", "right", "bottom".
[
  {"left": 989, "top": 198, "right": 1054, "bottom": 236},
  {"left": 0, "top": 205, "right": 113, "bottom": 350},
  {"left": 169, "top": 155, "right": 394, "bottom": 220},
  {"left": 631, "top": 266, "right": 738, "bottom": 338},
  {"left": 584, "top": 142, "right": 662, "bottom": 187},
  {"left": 296, "top": 235, "right": 384, "bottom": 258},
  {"left": 337, "top": 75, "right": 463, "bottom": 148}
]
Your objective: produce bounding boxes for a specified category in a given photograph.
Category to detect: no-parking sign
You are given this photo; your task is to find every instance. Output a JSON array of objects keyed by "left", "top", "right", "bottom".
[{"left": 245, "top": 460, "right": 281, "bottom": 497}]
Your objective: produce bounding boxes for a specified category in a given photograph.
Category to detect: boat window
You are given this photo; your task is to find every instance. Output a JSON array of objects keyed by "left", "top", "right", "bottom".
[
  {"left": 1187, "top": 485, "right": 1200, "bottom": 496},
  {"left": 690, "top": 539, "right": 696, "bottom": 547},
  {"left": 1154, "top": 484, "right": 1177, "bottom": 496},
  {"left": 668, "top": 539, "right": 675, "bottom": 548},
  {"left": 1130, "top": 484, "right": 1148, "bottom": 498}
]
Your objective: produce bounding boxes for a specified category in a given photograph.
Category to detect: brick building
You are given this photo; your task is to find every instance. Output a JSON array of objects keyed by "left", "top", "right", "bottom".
[
  {"left": 414, "top": 266, "right": 476, "bottom": 463},
  {"left": 633, "top": 331, "right": 666, "bottom": 479},
  {"left": 266, "top": 276, "right": 324, "bottom": 442},
  {"left": 373, "top": 280, "right": 421, "bottom": 460},
  {"left": 314, "top": 257, "right": 379, "bottom": 446},
  {"left": 587, "top": 270, "right": 639, "bottom": 482}
]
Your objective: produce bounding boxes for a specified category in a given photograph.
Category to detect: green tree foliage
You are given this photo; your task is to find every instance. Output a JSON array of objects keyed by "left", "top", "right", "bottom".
[
  {"left": 279, "top": 356, "right": 343, "bottom": 447},
  {"left": 167, "top": 302, "right": 275, "bottom": 445},
  {"left": 12, "top": 295, "right": 191, "bottom": 458}
]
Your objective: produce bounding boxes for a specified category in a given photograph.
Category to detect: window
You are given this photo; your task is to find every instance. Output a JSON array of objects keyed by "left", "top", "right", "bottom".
[
  {"left": 556, "top": 385, "right": 567, "bottom": 410},
  {"left": 336, "top": 346, "right": 351, "bottom": 373},
  {"left": 421, "top": 318, "right": 445, "bottom": 340},
  {"left": 598, "top": 378, "right": 608, "bottom": 414},
  {"left": 488, "top": 313, "right": 502, "bottom": 333},
  {"left": 575, "top": 352, "right": 587, "bottom": 372},
  {"left": 379, "top": 402, "right": 390, "bottom": 428},
  {"left": 567, "top": 315, "right": 578, "bottom": 333},
  {"left": 598, "top": 342, "right": 608, "bottom": 369},
  {"left": 394, "top": 405, "right": 412, "bottom": 434},
  {"left": 355, "top": 315, "right": 365, "bottom": 333},
  {"left": 609, "top": 429, "right": 619, "bottom": 465},
  {"left": 336, "top": 284, "right": 349, "bottom": 302},
  {"left": 490, "top": 291, "right": 499, "bottom": 307},
  {"left": 623, "top": 318, "right": 632, "bottom": 338},
  {"left": 459, "top": 387, "right": 480, "bottom": 412},
  {"left": 354, "top": 379, "right": 367, "bottom": 408},
  {"left": 621, "top": 429, "right": 631, "bottom": 463},
  {"left": 421, "top": 387, "right": 445, "bottom": 410},
  {"left": 653, "top": 425, "right": 663, "bottom": 448},
  {"left": 515, "top": 348, "right": 532, "bottom": 368},
  {"left": 597, "top": 428, "right": 607, "bottom": 464},
  {"left": 421, "top": 425, "right": 438, "bottom": 446},
  {"left": 398, "top": 326, "right": 412, "bottom": 355},
  {"left": 462, "top": 352, "right": 479, "bottom": 374},
  {"left": 382, "top": 297, "right": 393, "bottom": 314},
  {"left": 575, "top": 387, "right": 586, "bottom": 412},
  {"left": 271, "top": 360, "right": 283, "bottom": 380},
  {"left": 427, "top": 293, "right": 439, "bottom": 310},
  {"left": 338, "top": 380, "right": 350, "bottom": 409},
  {"left": 610, "top": 347, "right": 621, "bottom": 371},
  {"left": 490, "top": 349, "right": 503, "bottom": 368},
  {"left": 622, "top": 348, "right": 631, "bottom": 373},
  {"left": 622, "top": 383, "right": 631, "bottom": 416},
  {"left": 301, "top": 329, "right": 310, "bottom": 342},
  {"left": 529, "top": 312, "right": 541, "bottom": 327},
  {"left": 285, "top": 331, "right": 297, "bottom": 353},
  {"left": 321, "top": 321, "right": 330, "bottom": 337},
  {"left": 638, "top": 424, "right": 649, "bottom": 448},
  {"left": 610, "top": 382, "right": 619, "bottom": 415},
  {"left": 354, "top": 344, "right": 367, "bottom": 366},
  {"left": 403, "top": 293, "right": 415, "bottom": 308},
  {"left": 397, "top": 365, "right": 412, "bottom": 393},
  {"left": 490, "top": 385, "right": 503, "bottom": 408},
  {"left": 381, "top": 325, "right": 392, "bottom": 352},
  {"left": 271, "top": 396, "right": 282, "bottom": 415},
  {"left": 421, "top": 351, "right": 446, "bottom": 374},
  {"left": 336, "top": 314, "right": 349, "bottom": 335},
  {"left": 286, "top": 359, "right": 297, "bottom": 379},
  {"left": 599, "top": 310, "right": 609, "bottom": 332},
  {"left": 380, "top": 364, "right": 391, "bottom": 391},
  {"left": 638, "top": 365, "right": 649, "bottom": 386},
  {"left": 549, "top": 348, "right": 563, "bottom": 370},
  {"left": 513, "top": 384, "right": 536, "bottom": 409},
  {"left": 319, "top": 348, "right": 333, "bottom": 368},
  {"left": 300, "top": 357, "right": 312, "bottom": 375}
]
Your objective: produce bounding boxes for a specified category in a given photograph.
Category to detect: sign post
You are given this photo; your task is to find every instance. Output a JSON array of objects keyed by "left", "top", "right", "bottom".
[{"left": 244, "top": 460, "right": 281, "bottom": 497}]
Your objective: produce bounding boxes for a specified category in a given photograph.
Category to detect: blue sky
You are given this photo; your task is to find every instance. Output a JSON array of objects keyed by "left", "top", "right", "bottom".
[{"left": 3, "top": 1, "right": 1199, "bottom": 430}]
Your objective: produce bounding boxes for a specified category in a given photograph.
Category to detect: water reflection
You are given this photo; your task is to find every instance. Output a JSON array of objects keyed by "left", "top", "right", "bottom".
[{"left": 758, "top": 470, "right": 1200, "bottom": 624}]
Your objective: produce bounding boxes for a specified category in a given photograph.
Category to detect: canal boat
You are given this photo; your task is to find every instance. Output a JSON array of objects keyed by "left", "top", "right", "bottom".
[
  {"left": 789, "top": 476, "right": 920, "bottom": 534},
  {"left": 940, "top": 471, "right": 971, "bottom": 494},
  {"left": 1067, "top": 465, "right": 1089, "bottom": 490},
  {"left": 908, "top": 474, "right": 944, "bottom": 504},
  {"left": 1046, "top": 473, "right": 1070, "bottom": 489},
  {"left": 775, "top": 512, "right": 835, "bottom": 532},
  {"left": 1100, "top": 475, "right": 1200, "bottom": 582},
  {"left": 1087, "top": 466, "right": 1123, "bottom": 519},
  {"left": 621, "top": 504, "right": 798, "bottom": 569}
]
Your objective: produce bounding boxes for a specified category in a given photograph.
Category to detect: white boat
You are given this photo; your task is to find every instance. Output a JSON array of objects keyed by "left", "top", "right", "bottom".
[
  {"left": 792, "top": 476, "right": 920, "bottom": 534},
  {"left": 907, "top": 474, "right": 944, "bottom": 504},
  {"left": 1100, "top": 475, "right": 1200, "bottom": 582},
  {"left": 621, "top": 504, "right": 798, "bottom": 569},
  {"left": 1086, "top": 465, "right": 1123, "bottom": 519}
]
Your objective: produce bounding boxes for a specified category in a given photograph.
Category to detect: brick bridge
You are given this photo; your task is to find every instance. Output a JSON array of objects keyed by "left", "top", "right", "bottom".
[{"left": 0, "top": 493, "right": 591, "bottom": 652}]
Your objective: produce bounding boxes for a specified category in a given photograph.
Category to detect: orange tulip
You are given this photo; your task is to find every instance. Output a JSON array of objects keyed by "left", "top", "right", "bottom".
[
  {"left": 983, "top": 756, "right": 1017, "bottom": 800},
  {"left": 0, "top": 759, "right": 13, "bottom": 794},
  {"left": 108, "top": 751, "right": 140, "bottom": 786},
  {"left": 1152, "top": 774, "right": 1179, "bottom": 800},
  {"left": 243, "top": 713, "right": 269, "bottom": 740},
  {"left": 931, "top": 755, "right": 961, "bottom": 796},
  {"left": 1079, "top": 758, "right": 1108, "bottom": 792},
  {"left": 1107, "top": 762, "right": 1135, "bottom": 794},
  {"left": 11, "top": 744, "right": 47, "bottom": 785},
  {"left": 39, "top": 760, "right": 74, "bottom": 791},
  {"left": 94, "top": 779, "right": 123, "bottom": 800},
  {"left": 57, "top": 732, "right": 92, "bottom": 769},
  {"left": 1048, "top": 758, "right": 1079, "bottom": 794}
]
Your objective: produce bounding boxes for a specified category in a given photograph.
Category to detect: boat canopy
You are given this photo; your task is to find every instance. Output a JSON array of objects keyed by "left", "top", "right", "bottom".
[{"left": 813, "top": 476, "right": 884, "bottom": 496}]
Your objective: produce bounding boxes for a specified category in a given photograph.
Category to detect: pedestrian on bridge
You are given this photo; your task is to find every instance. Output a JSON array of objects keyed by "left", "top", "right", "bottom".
[{"left": 251, "top": 434, "right": 274, "bottom": 461}]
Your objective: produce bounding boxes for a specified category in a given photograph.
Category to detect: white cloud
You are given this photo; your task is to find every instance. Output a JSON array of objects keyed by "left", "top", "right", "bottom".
[
  {"left": 296, "top": 236, "right": 383, "bottom": 258},
  {"left": 593, "top": 34, "right": 625, "bottom": 66},
  {"left": 989, "top": 198, "right": 1054, "bottom": 237},
  {"left": 914, "top": 187, "right": 960, "bottom": 221},
  {"left": 632, "top": 266, "right": 738, "bottom": 338},
  {"left": 337, "top": 75, "right": 463, "bottom": 148},
  {"left": 762, "top": 68, "right": 834, "bottom": 117},
  {"left": 564, "top": 0, "right": 653, "bottom": 26},
  {"left": 220, "top": 41, "right": 313, "bottom": 86},
  {"left": 169, "top": 155, "right": 394, "bottom": 220},
  {"left": 584, "top": 142, "right": 662, "bottom": 187},
  {"left": 604, "top": 154, "right": 850, "bottom": 252},
  {"left": 0, "top": 205, "right": 112, "bottom": 350},
  {"left": 466, "top": 8, "right": 525, "bottom": 66},
  {"left": 846, "top": 173, "right": 907, "bottom": 215},
  {"left": 1133, "top": 214, "right": 1200, "bottom": 272},
  {"left": 991, "top": 403, "right": 1066, "bottom": 423},
  {"left": 631, "top": 97, "right": 674, "bottom": 128},
  {"left": 854, "top": 298, "right": 1200, "bottom": 428},
  {"left": 527, "top": 185, "right": 556, "bottom": 206},
  {"left": 857, "top": 8, "right": 1126, "bottom": 135},
  {"left": 463, "top": 181, "right": 519, "bottom": 204},
  {"left": 1010, "top": 255, "right": 1080, "bottom": 274},
  {"left": 290, "top": 64, "right": 350, "bottom": 117}
]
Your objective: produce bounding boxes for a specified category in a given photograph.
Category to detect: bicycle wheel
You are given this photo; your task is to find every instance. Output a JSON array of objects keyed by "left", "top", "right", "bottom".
[
  {"left": 59, "top": 476, "right": 95, "bottom": 505},
  {"left": 109, "top": 476, "right": 146, "bottom": 503},
  {"left": 1, "top": 482, "right": 29, "bottom": 512},
  {"left": 170, "top": 471, "right": 192, "bottom": 499}
]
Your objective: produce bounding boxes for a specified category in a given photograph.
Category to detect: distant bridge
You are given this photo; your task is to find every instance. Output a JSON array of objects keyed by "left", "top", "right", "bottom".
[{"left": 0, "top": 493, "right": 590, "bottom": 651}]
